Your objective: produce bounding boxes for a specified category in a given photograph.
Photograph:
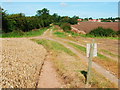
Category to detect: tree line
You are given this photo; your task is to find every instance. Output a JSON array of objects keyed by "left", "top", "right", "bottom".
[
  {"left": 1, "top": 8, "right": 78, "bottom": 33},
  {"left": 80, "top": 17, "right": 120, "bottom": 22}
]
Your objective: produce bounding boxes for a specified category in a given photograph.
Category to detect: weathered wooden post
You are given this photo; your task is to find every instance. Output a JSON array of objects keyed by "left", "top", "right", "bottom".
[{"left": 85, "top": 39, "right": 95, "bottom": 88}]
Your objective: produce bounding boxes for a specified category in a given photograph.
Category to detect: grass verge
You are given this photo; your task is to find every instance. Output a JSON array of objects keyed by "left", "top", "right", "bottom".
[
  {"left": 52, "top": 26, "right": 58, "bottom": 31},
  {"left": 53, "top": 51, "right": 116, "bottom": 88},
  {"left": 100, "top": 49, "right": 119, "bottom": 57},
  {"left": 32, "top": 39, "right": 117, "bottom": 88},
  {"left": 2, "top": 28, "right": 47, "bottom": 38},
  {"left": 68, "top": 42, "right": 86, "bottom": 53},
  {"left": 66, "top": 31, "right": 80, "bottom": 37},
  {"left": 80, "top": 34, "right": 120, "bottom": 40},
  {"left": 54, "top": 52, "right": 116, "bottom": 88},
  {"left": 54, "top": 32, "right": 67, "bottom": 38},
  {"left": 67, "top": 42, "right": 118, "bottom": 77},
  {"left": 52, "top": 25, "right": 119, "bottom": 40},
  {"left": 32, "top": 39, "right": 75, "bottom": 56}
]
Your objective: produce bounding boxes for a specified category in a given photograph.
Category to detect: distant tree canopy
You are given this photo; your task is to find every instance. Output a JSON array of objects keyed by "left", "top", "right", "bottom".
[
  {"left": 36, "top": 8, "right": 49, "bottom": 16},
  {"left": 2, "top": 8, "right": 78, "bottom": 33},
  {"left": 89, "top": 17, "right": 92, "bottom": 20}
]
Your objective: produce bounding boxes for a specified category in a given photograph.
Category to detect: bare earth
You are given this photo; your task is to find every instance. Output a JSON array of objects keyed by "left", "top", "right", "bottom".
[
  {"left": 41, "top": 29, "right": 118, "bottom": 87},
  {"left": 72, "top": 22, "right": 118, "bottom": 33},
  {"left": 1, "top": 27, "right": 119, "bottom": 88},
  {"left": 37, "top": 55, "right": 63, "bottom": 88},
  {"left": 1, "top": 38, "right": 47, "bottom": 88}
]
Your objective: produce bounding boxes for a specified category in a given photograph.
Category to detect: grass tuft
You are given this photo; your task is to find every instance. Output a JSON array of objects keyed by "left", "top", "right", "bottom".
[
  {"left": 101, "top": 49, "right": 118, "bottom": 57},
  {"left": 32, "top": 39, "right": 117, "bottom": 88},
  {"left": 68, "top": 42, "right": 113, "bottom": 59},
  {"left": 80, "top": 34, "right": 120, "bottom": 40},
  {"left": 68, "top": 42, "right": 86, "bottom": 53},
  {"left": 32, "top": 39, "right": 75, "bottom": 56},
  {"left": 54, "top": 32, "right": 67, "bottom": 38},
  {"left": 68, "top": 42, "right": 118, "bottom": 76},
  {"left": 2, "top": 28, "right": 47, "bottom": 38}
]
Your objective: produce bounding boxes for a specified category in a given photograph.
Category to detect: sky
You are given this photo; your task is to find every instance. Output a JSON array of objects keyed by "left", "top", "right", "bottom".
[
  {"left": 1, "top": 0, "right": 120, "bottom": 2},
  {"left": 1, "top": 1, "right": 119, "bottom": 19}
]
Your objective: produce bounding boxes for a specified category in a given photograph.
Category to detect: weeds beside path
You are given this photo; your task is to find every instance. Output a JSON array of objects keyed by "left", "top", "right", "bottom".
[
  {"left": 44, "top": 37, "right": 118, "bottom": 86},
  {"left": 31, "top": 28, "right": 118, "bottom": 87},
  {"left": 1, "top": 26, "right": 118, "bottom": 88}
]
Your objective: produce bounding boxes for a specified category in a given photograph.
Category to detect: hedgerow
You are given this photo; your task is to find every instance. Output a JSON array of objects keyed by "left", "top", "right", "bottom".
[
  {"left": 60, "top": 23, "right": 71, "bottom": 31},
  {"left": 88, "top": 27, "right": 116, "bottom": 37}
]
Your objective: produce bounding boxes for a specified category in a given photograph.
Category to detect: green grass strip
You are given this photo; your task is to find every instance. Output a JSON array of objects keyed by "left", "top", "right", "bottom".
[
  {"left": 52, "top": 26, "right": 58, "bottom": 31},
  {"left": 101, "top": 49, "right": 118, "bottom": 57},
  {"left": 54, "top": 31, "right": 67, "bottom": 38},
  {"left": 66, "top": 31, "right": 80, "bottom": 37},
  {"left": 1, "top": 28, "right": 47, "bottom": 38},
  {"left": 32, "top": 39, "right": 75, "bottom": 56},
  {"left": 68, "top": 42, "right": 86, "bottom": 53},
  {"left": 80, "top": 34, "right": 120, "bottom": 40},
  {"left": 68, "top": 42, "right": 110, "bottom": 59}
]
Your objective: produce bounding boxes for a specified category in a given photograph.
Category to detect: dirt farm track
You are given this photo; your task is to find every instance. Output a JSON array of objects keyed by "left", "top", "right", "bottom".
[{"left": 0, "top": 26, "right": 119, "bottom": 88}]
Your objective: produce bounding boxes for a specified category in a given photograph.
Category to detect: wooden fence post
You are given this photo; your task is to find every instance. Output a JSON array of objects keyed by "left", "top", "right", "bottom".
[{"left": 85, "top": 39, "right": 95, "bottom": 88}]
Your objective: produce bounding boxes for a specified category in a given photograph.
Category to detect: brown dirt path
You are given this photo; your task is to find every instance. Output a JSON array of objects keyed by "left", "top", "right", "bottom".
[
  {"left": 5, "top": 28, "right": 118, "bottom": 88},
  {"left": 53, "top": 37, "right": 118, "bottom": 62},
  {"left": 45, "top": 37, "right": 118, "bottom": 86},
  {"left": 37, "top": 55, "right": 63, "bottom": 88},
  {"left": 1, "top": 31, "right": 65, "bottom": 88},
  {"left": 33, "top": 29, "right": 118, "bottom": 87}
]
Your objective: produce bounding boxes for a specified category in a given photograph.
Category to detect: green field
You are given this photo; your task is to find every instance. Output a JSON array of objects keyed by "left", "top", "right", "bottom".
[{"left": 1, "top": 28, "right": 47, "bottom": 38}]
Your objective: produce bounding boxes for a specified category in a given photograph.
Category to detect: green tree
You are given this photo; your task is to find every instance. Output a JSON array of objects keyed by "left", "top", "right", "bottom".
[
  {"left": 36, "top": 8, "right": 49, "bottom": 16},
  {"left": 89, "top": 17, "right": 92, "bottom": 20},
  {"left": 60, "top": 23, "right": 71, "bottom": 31}
]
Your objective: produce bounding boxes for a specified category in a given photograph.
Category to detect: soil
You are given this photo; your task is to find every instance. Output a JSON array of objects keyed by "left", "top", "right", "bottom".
[
  {"left": 72, "top": 22, "right": 118, "bottom": 33},
  {"left": 1, "top": 38, "right": 47, "bottom": 88},
  {"left": 1, "top": 26, "right": 119, "bottom": 88},
  {"left": 37, "top": 54, "right": 63, "bottom": 88},
  {"left": 73, "top": 36, "right": 119, "bottom": 61},
  {"left": 38, "top": 29, "right": 118, "bottom": 87},
  {"left": 1, "top": 37, "right": 64, "bottom": 88}
]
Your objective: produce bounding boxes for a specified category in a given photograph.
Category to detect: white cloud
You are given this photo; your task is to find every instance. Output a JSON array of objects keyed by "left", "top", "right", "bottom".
[{"left": 60, "top": 2, "right": 67, "bottom": 7}]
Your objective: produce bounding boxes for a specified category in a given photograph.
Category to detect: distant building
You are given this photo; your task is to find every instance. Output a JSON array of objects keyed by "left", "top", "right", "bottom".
[
  {"left": 77, "top": 19, "right": 101, "bottom": 22},
  {"left": 115, "top": 19, "right": 119, "bottom": 22},
  {"left": 97, "top": 19, "right": 101, "bottom": 22},
  {"left": 88, "top": 19, "right": 101, "bottom": 22},
  {"left": 77, "top": 19, "right": 82, "bottom": 21}
]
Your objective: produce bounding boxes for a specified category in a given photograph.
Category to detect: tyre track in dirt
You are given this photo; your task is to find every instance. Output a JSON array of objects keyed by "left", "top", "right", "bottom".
[
  {"left": 45, "top": 37, "right": 118, "bottom": 86},
  {"left": 54, "top": 37, "right": 118, "bottom": 62},
  {"left": 35, "top": 53, "right": 48, "bottom": 88},
  {"left": 33, "top": 29, "right": 118, "bottom": 87},
  {"left": 31, "top": 29, "right": 64, "bottom": 88},
  {"left": 51, "top": 26, "right": 118, "bottom": 61}
]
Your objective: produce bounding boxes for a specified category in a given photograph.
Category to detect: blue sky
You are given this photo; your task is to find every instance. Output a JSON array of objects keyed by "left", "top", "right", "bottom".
[{"left": 1, "top": 2, "right": 118, "bottom": 18}]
